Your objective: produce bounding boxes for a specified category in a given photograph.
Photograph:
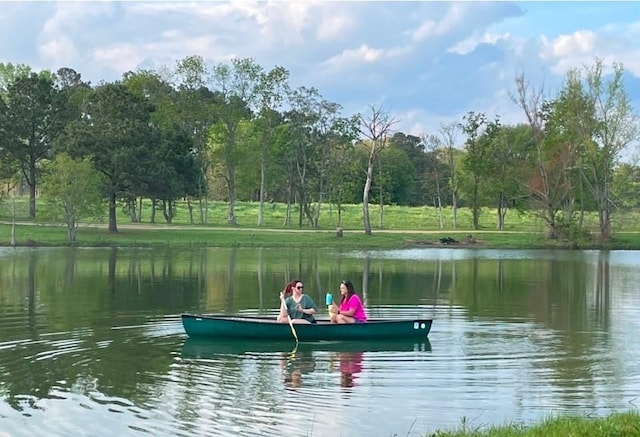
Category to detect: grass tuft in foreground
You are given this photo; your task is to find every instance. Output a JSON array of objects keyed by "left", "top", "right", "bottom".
[{"left": 426, "top": 412, "right": 640, "bottom": 437}]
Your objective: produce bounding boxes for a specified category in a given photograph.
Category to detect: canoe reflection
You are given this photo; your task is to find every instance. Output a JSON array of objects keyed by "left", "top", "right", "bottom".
[
  {"left": 181, "top": 338, "right": 432, "bottom": 357},
  {"left": 181, "top": 338, "right": 432, "bottom": 389}
]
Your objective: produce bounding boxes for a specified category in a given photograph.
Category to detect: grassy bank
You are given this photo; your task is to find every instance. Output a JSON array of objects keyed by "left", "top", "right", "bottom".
[
  {"left": 1, "top": 199, "right": 639, "bottom": 249},
  {"left": 429, "top": 411, "right": 640, "bottom": 437},
  {"left": 2, "top": 222, "right": 640, "bottom": 249}
]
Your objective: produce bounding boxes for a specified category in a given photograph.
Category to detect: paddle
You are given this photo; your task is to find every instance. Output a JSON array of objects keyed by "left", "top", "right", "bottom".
[{"left": 281, "top": 294, "right": 299, "bottom": 343}]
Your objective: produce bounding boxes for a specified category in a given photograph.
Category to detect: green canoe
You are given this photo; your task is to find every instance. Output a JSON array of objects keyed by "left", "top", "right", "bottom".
[{"left": 181, "top": 313, "right": 432, "bottom": 341}]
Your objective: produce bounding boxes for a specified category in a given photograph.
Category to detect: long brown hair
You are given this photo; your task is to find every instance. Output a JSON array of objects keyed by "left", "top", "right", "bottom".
[
  {"left": 282, "top": 279, "right": 301, "bottom": 298},
  {"left": 340, "top": 280, "right": 355, "bottom": 304}
]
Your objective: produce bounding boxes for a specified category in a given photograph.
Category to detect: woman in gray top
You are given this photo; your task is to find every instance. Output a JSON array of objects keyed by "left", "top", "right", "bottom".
[{"left": 277, "top": 279, "right": 317, "bottom": 324}]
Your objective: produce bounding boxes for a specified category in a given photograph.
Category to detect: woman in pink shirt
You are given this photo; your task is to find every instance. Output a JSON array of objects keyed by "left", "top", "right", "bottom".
[{"left": 330, "top": 280, "right": 367, "bottom": 324}]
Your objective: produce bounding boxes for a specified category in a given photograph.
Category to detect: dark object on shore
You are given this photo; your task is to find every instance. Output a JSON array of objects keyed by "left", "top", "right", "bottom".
[
  {"left": 336, "top": 227, "right": 343, "bottom": 237},
  {"left": 440, "top": 236, "right": 457, "bottom": 244}
]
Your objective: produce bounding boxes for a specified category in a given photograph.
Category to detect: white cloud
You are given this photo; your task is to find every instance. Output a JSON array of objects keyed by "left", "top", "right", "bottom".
[
  {"left": 322, "top": 44, "right": 385, "bottom": 69},
  {"left": 38, "top": 35, "right": 79, "bottom": 66},
  {"left": 411, "top": 3, "right": 469, "bottom": 42},
  {"left": 449, "top": 32, "right": 512, "bottom": 55},
  {"left": 316, "top": 14, "right": 354, "bottom": 41},
  {"left": 2, "top": 0, "right": 638, "bottom": 143},
  {"left": 539, "top": 24, "right": 640, "bottom": 76},
  {"left": 92, "top": 44, "right": 145, "bottom": 74}
]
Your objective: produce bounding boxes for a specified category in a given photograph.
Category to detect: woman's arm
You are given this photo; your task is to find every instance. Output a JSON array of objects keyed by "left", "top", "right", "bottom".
[
  {"left": 339, "top": 307, "right": 355, "bottom": 317},
  {"left": 300, "top": 295, "right": 317, "bottom": 315}
]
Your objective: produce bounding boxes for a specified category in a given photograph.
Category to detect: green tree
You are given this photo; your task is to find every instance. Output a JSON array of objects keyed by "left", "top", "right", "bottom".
[
  {"left": 173, "top": 55, "right": 218, "bottom": 224},
  {"left": 2, "top": 72, "right": 63, "bottom": 219},
  {"left": 40, "top": 153, "right": 105, "bottom": 241},
  {"left": 283, "top": 86, "right": 319, "bottom": 228},
  {"left": 566, "top": 60, "right": 639, "bottom": 241},
  {"left": 59, "top": 82, "right": 157, "bottom": 233},
  {"left": 439, "top": 122, "right": 461, "bottom": 228},
  {"left": 254, "top": 66, "right": 289, "bottom": 226},
  {"left": 146, "top": 126, "right": 202, "bottom": 224},
  {"left": 389, "top": 132, "right": 427, "bottom": 206},
  {"left": 210, "top": 57, "right": 263, "bottom": 225},
  {"left": 0, "top": 62, "right": 32, "bottom": 97},
  {"left": 460, "top": 112, "right": 500, "bottom": 230},
  {"left": 421, "top": 133, "right": 449, "bottom": 227},
  {"left": 485, "top": 124, "right": 535, "bottom": 230}
]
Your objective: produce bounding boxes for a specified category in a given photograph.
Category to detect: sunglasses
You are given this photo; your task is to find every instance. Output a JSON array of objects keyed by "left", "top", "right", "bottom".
[{"left": 296, "top": 286, "right": 304, "bottom": 289}]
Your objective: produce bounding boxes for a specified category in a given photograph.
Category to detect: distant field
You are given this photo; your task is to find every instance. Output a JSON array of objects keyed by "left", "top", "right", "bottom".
[
  {"left": 1, "top": 197, "right": 639, "bottom": 249},
  {"left": 3, "top": 196, "right": 638, "bottom": 232}
]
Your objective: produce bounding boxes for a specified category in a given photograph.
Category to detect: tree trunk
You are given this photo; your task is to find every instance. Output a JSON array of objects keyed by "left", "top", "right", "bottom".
[
  {"left": 10, "top": 197, "right": 16, "bottom": 246},
  {"left": 187, "top": 198, "right": 194, "bottom": 224},
  {"left": 29, "top": 178, "right": 36, "bottom": 220},
  {"left": 452, "top": 191, "right": 458, "bottom": 229},
  {"left": 258, "top": 159, "right": 265, "bottom": 226},
  {"left": 363, "top": 157, "right": 374, "bottom": 235},
  {"left": 151, "top": 199, "right": 157, "bottom": 224},
  {"left": 68, "top": 223, "right": 78, "bottom": 242},
  {"left": 108, "top": 191, "right": 118, "bottom": 233},
  {"left": 472, "top": 175, "right": 480, "bottom": 230},
  {"left": 378, "top": 188, "right": 384, "bottom": 229},
  {"left": 227, "top": 163, "right": 237, "bottom": 225}
]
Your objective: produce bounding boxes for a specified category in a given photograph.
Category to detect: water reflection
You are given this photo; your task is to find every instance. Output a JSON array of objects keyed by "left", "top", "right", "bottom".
[
  {"left": 1, "top": 247, "right": 640, "bottom": 436},
  {"left": 336, "top": 351, "right": 363, "bottom": 387},
  {"left": 281, "top": 349, "right": 315, "bottom": 390}
]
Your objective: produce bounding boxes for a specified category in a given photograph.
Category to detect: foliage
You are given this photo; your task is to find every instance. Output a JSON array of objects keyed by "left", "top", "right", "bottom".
[
  {"left": 39, "top": 153, "right": 105, "bottom": 241},
  {"left": 1, "top": 72, "right": 64, "bottom": 219},
  {"left": 0, "top": 57, "right": 638, "bottom": 244},
  {"left": 57, "top": 82, "right": 157, "bottom": 232}
]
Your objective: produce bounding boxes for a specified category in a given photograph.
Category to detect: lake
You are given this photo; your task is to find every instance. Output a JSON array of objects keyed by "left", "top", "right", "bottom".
[{"left": 1, "top": 247, "right": 639, "bottom": 436}]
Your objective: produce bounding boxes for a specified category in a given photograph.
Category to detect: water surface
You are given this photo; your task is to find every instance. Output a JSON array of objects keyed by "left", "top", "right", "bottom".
[{"left": 1, "top": 247, "right": 639, "bottom": 436}]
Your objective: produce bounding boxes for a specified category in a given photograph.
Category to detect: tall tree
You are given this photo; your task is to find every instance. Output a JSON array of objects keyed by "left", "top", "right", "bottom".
[
  {"left": 173, "top": 55, "right": 218, "bottom": 224},
  {"left": 210, "top": 57, "right": 263, "bottom": 225},
  {"left": 3, "top": 72, "right": 63, "bottom": 219},
  {"left": 255, "top": 66, "right": 289, "bottom": 226},
  {"left": 389, "top": 132, "right": 427, "bottom": 206},
  {"left": 512, "top": 73, "right": 570, "bottom": 239},
  {"left": 571, "top": 60, "right": 639, "bottom": 241},
  {"left": 359, "top": 105, "right": 398, "bottom": 235},
  {"left": 460, "top": 112, "right": 500, "bottom": 230},
  {"left": 283, "top": 86, "right": 319, "bottom": 227},
  {"left": 484, "top": 124, "right": 535, "bottom": 230},
  {"left": 440, "top": 122, "right": 460, "bottom": 229},
  {"left": 59, "top": 82, "right": 157, "bottom": 233},
  {"left": 421, "top": 134, "right": 446, "bottom": 228}
]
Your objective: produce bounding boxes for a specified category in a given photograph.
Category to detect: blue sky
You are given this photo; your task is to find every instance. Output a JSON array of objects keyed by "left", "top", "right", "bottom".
[{"left": 1, "top": 1, "right": 639, "bottom": 136}]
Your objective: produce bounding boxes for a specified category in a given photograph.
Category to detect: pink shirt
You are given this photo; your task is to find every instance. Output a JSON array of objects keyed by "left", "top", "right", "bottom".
[{"left": 339, "top": 294, "right": 367, "bottom": 322}]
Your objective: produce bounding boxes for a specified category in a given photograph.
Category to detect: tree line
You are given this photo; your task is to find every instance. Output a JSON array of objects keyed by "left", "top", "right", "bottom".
[{"left": 0, "top": 56, "right": 638, "bottom": 242}]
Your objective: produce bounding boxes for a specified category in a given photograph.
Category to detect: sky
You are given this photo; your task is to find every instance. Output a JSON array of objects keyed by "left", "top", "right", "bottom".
[{"left": 1, "top": 1, "right": 640, "bottom": 136}]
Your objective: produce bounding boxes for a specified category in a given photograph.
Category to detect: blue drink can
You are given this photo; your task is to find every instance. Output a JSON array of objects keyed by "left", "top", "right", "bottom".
[{"left": 325, "top": 293, "right": 333, "bottom": 306}]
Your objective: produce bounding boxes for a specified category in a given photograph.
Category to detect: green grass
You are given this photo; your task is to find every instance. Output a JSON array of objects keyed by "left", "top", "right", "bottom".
[
  {"left": 427, "top": 411, "right": 640, "bottom": 437},
  {"left": 1, "top": 197, "right": 639, "bottom": 248}
]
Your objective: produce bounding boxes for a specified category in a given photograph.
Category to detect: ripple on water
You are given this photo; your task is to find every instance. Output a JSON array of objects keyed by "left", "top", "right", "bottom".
[{"left": 2, "top": 299, "right": 640, "bottom": 436}]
